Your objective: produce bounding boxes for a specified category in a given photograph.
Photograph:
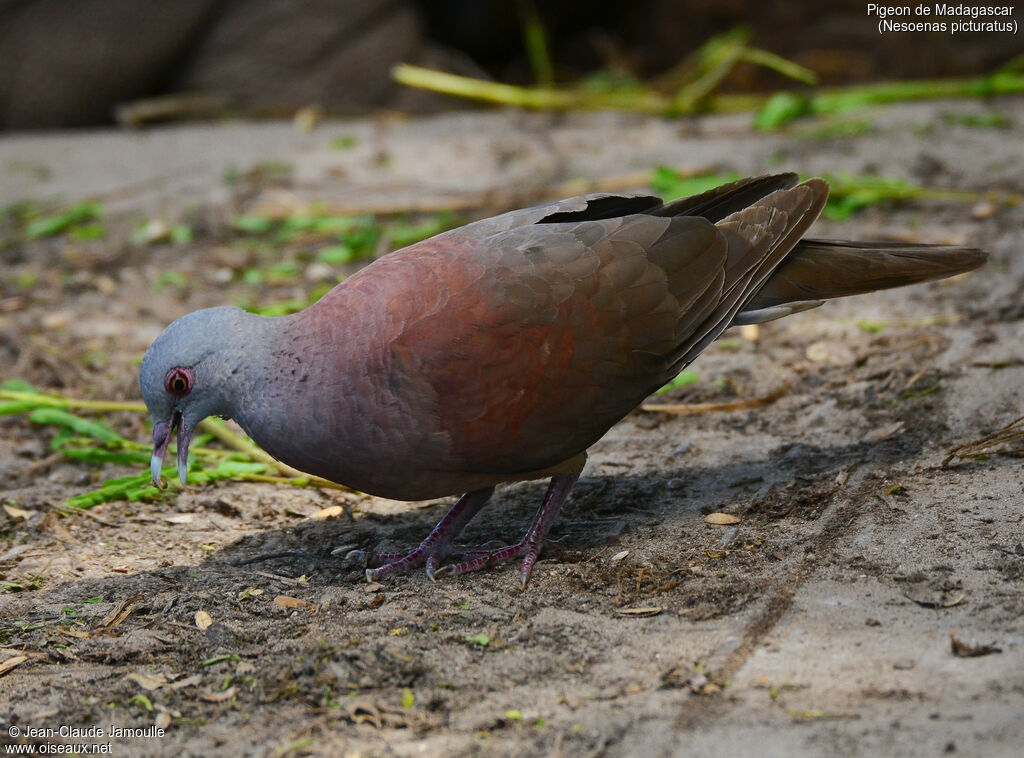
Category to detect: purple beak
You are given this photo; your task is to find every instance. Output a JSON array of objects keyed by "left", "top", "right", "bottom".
[{"left": 150, "top": 411, "right": 191, "bottom": 487}]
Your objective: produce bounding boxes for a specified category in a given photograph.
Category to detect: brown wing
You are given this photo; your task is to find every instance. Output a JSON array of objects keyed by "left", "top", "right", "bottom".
[
  {"left": 388, "top": 214, "right": 722, "bottom": 473},
  {"left": 388, "top": 179, "right": 829, "bottom": 476}
]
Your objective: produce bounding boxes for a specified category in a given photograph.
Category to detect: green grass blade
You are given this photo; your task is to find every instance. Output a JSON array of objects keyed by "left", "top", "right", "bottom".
[
  {"left": 29, "top": 408, "right": 124, "bottom": 444},
  {"left": 60, "top": 447, "right": 152, "bottom": 465},
  {"left": 0, "top": 401, "right": 43, "bottom": 415}
]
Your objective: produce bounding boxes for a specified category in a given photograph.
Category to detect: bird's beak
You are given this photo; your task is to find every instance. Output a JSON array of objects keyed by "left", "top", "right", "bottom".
[{"left": 150, "top": 411, "right": 191, "bottom": 487}]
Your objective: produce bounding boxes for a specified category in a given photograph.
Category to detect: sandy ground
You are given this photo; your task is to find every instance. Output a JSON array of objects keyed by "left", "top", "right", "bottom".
[{"left": 1, "top": 100, "right": 1023, "bottom": 757}]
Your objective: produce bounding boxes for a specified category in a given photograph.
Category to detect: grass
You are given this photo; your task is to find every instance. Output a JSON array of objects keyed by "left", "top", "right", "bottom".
[
  {"left": 753, "top": 72, "right": 1024, "bottom": 129},
  {"left": 231, "top": 209, "right": 458, "bottom": 250},
  {"left": 650, "top": 166, "right": 1011, "bottom": 220},
  {"left": 393, "top": 27, "right": 813, "bottom": 118},
  {"left": 24, "top": 201, "right": 104, "bottom": 239},
  {"left": 228, "top": 209, "right": 460, "bottom": 316},
  {"left": 0, "top": 380, "right": 347, "bottom": 509},
  {"left": 392, "top": 23, "right": 1024, "bottom": 130},
  {"left": 655, "top": 371, "right": 700, "bottom": 395}
]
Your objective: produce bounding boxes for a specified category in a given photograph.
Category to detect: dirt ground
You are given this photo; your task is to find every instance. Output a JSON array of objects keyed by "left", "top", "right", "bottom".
[{"left": 1, "top": 100, "right": 1023, "bottom": 757}]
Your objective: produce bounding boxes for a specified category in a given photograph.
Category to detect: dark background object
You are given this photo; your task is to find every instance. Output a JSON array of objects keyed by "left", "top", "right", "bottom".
[{"left": 0, "top": 0, "right": 1019, "bottom": 129}]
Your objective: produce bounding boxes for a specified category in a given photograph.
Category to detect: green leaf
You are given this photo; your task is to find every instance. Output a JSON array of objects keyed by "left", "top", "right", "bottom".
[
  {"left": 24, "top": 202, "right": 103, "bottom": 239},
  {"left": 68, "top": 223, "right": 107, "bottom": 241},
  {"left": 388, "top": 212, "right": 458, "bottom": 249},
  {"left": 150, "top": 271, "right": 188, "bottom": 291},
  {"left": 650, "top": 168, "right": 742, "bottom": 201},
  {"left": 66, "top": 470, "right": 166, "bottom": 509},
  {"left": 66, "top": 461, "right": 268, "bottom": 509},
  {"left": 754, "top": 92, "right": 812, "bottom": 130},
  {"left": 202, "top": 654, "right": 240, "bottom": 667},
  {"left": 901, "top": 384, "right": 940, "bottom": 400},
  {"left": 60, "top": 447, "right": 151, "bottom": 465},
  {"left": 232, "top": 214, "right": 274, "bottom": 235},
  {"left": 0, "top": 401, "right": 43, "bottom": 415},
  {"left": 266, "top": 262, "right": 298, "bottom": 284},
  {"left": 191, "top": 461, "right": 267, "bottom": 481},
  {"left": 29, "top": 408, "right": 124, "bottom": 444},
  {"left": 276, "top": 214, "right": 372, "bottom": 242},
  {"left": 0, "top": 379, "right": 39, "bottom": 393},
  {"left": 464, "top": 633, "right": 491, "bottom": 647},
  {"left": 400, "top": 688, "right": 415, "bottom": 709},
  {"left": 170, "top": 224, "right": 194, "bottom": 244},
  {"left": 855, "top": 320, "right": 887, "bottom": 334},
  {"left": 317, "top": 244, "right": 358, "bottom": 265},
  {"left": 248, "top": 298, "right": 307, "bottom": 317},
  {"left": 329, "top": 135, "right": 358, "bottom": 150},
  {"left": 818, "top": 173, "right": 924, "bottom": 221},
  {"left": 655, "top": 370, "right": 700, "bottom": 395}
]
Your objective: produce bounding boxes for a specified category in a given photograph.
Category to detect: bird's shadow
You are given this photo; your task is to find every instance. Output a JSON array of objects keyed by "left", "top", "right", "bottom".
[
  {"left": 211, "top": 432, "right": 923, "bottom": 582},
  {"left": 8, "top": 431, "right": 933, "bottom": 622}
]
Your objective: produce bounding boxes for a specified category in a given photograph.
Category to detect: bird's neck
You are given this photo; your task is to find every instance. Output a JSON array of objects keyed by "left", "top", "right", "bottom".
[
  {"left": 223, "top": 306, "right": 363, "bottom": 471},
  {"left": 216, "top": 311, "right": 299, "bottom": 425}
]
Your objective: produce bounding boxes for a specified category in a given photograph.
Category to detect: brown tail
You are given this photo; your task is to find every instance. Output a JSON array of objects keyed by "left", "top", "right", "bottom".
[{"left": 734, "top": 239, "right": 987, "bottom": 324}]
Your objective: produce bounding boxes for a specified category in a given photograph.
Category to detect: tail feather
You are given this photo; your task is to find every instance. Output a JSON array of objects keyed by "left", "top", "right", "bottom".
[
  {"left": 731, "top": 299, "right": 825, "bottom": 325},
  {"left": 740, "top": 239, "right": 987, "bottom": 316}
]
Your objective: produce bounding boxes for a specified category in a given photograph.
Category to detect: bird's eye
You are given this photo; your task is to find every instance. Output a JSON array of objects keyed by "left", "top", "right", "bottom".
[{"left": 164, "top": 367, "right": 194, "bottom": 397}]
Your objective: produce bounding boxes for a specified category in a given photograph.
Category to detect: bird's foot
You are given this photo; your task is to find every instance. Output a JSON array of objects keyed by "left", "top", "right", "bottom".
[
  {"left": 351, "top": 488, "right": 494, "bottom": 583},
  {"left": 434, "top": 467, "right": 584, "bottom": 588},
  {"left": 351, "top": 464, "right": 582, "bottom": 587},
  {"left": 430, "top": 539, "right": 541, "bottom": 589},
  {"left": 359, "top": 543, "right": 451, "bottom": 582}
]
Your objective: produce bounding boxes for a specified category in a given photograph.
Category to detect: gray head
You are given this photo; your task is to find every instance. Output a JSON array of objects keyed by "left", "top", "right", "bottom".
[{"left": 140, "top": 306, "right": 255, "bottom": 487}]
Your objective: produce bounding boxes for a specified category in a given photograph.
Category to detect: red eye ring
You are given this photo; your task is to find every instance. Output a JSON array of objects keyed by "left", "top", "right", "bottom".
[{"left": 164, "top": 367, "right": 194, "bottom": 397}]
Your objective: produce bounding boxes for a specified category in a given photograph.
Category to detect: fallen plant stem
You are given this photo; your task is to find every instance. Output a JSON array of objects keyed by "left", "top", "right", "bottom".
[
  {"left": 653, "top": 167, "right": 1023, "bottom": 222},
  {"left": 198, "top": 417, "right": 297, "bottom": 475},
  {"left": 392, "top": 63, "right": 760, "bottom": 115},
  {"left": 641, "top": 384, "right": 790, "bottom": 416},
  {"left": 199, "top": 418, "right": 349, "bottom": 490},
  {"left": 394, "top": 62, "right": 1024, "bottom": 128},
  {"left": 2, "top": 383, "right": 351, "bottom": 504},
  {"left": 943, "top": 415, "right": 1024, "bottom": 466},
  {"left": 0, "top": 388, "right": 145, "bottom": 413}
]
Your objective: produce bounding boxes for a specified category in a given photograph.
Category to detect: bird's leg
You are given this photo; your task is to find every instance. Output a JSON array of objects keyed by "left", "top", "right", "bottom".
[
  {"left": 438, "top": 464, "right": 583, "bottom": 588},
  {"left": 363, "top": 487, "right": 494, "bottom": 582}
]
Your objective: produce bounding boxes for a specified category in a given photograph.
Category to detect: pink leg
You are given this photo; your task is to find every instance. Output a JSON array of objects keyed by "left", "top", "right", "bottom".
[
  {"left": 363, "top": 487, "right": 493, "bottom": 582},
  {"left": 439, "top": 468, "right": 582, "bottom": 588}
]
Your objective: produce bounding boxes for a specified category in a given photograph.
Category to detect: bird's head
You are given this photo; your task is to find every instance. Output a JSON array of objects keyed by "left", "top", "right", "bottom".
[{"left": 139, "top": 306, "right": 247, "bottom": 488}]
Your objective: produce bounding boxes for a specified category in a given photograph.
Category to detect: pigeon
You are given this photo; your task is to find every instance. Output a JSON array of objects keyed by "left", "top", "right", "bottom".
[{"left": 140, "top": 173, "right": 986, "bottom": 586}]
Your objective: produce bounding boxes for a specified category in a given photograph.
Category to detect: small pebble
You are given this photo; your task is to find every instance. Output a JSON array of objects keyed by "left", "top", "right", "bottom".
[
  {"left": 705, "top": 512, "right": 739, "bottom": 525},
  {"left": 971, "top": 201, "right": 996, "bottom": 220},
  {"left": 305, "top": 262, "right": 335, "bottom": 282},
  {"left": 42, "top": 311, "right": 70, "bottom": 330}
]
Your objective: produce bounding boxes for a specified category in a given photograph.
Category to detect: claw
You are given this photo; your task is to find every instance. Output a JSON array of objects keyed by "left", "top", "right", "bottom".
[
  {"left": 354, "top": 488, "right": 494, "bottom": 582},
  {"left": 346, "top": 472, "right": 580, "bottom": 587},
  {"left": 426, "top": 566, "right": 445, "bottom": 582}
]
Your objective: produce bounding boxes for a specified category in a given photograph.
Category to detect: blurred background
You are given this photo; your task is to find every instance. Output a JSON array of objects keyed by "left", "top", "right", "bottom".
[{"left": 1, "top": 0, "right": 1020, "bottom": 129}]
